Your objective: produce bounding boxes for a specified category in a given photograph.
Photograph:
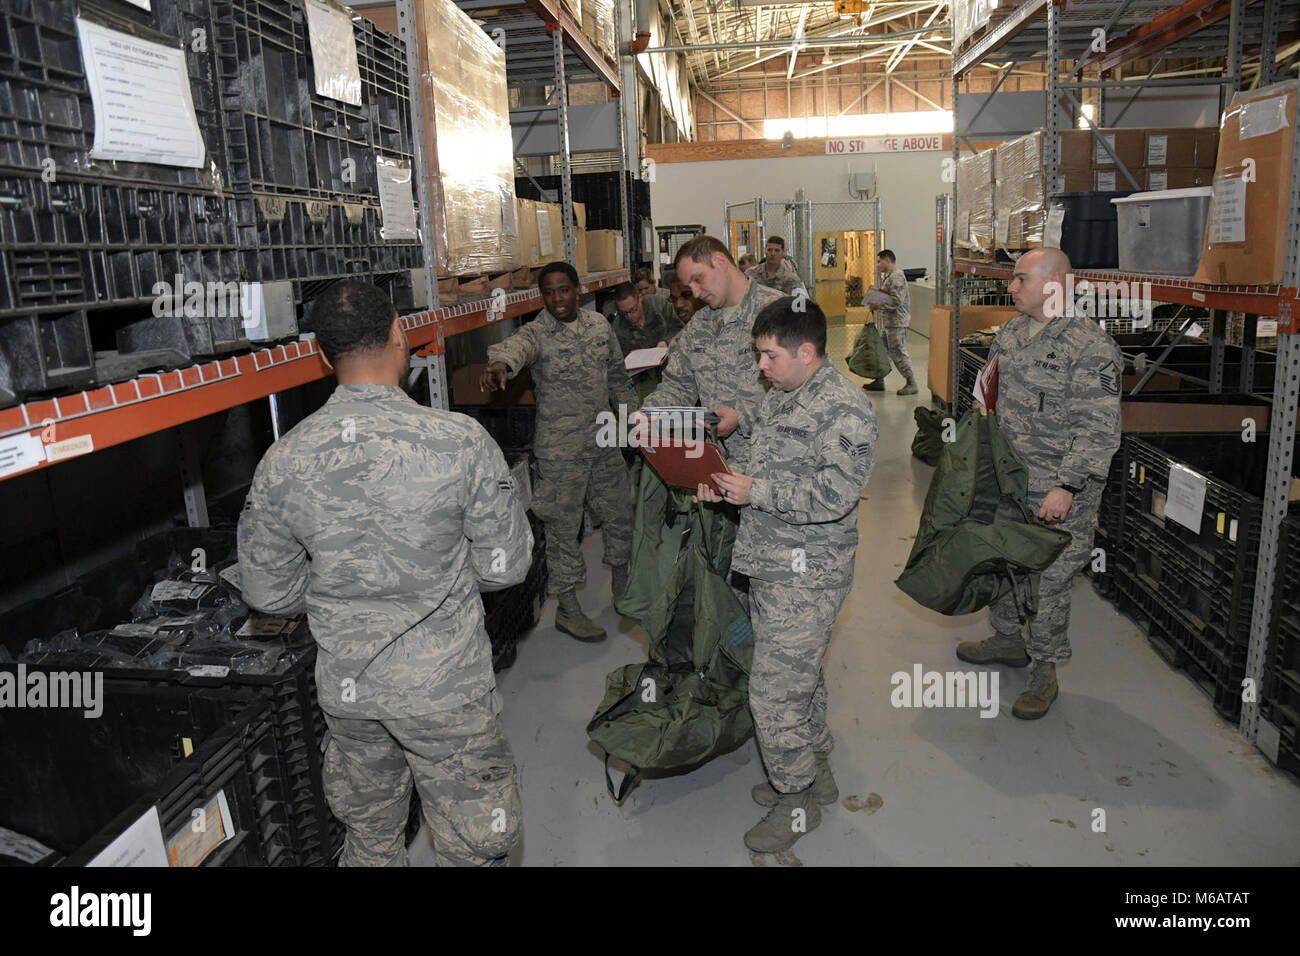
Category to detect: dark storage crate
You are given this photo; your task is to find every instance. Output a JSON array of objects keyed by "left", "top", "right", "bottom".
[
  {"left": 1087, "top": 442, "right": 1127, "bottom": 598},
  {"left": 485, "top": 509, "right": 547, "bottom": 672},
  {"left": 451, "top": 404, "right": 537, "bottom": 453},
  {"left": 0, "top": 0, "right": 229, "bottom": 190},
  {"left": 0, "top": 693, "right": 294, "bottom": 866},
  {"left": 1056, "top": 190, "right": 1133, "bottom": 269},
  {"left": 0, "top": 526, "right": 342, "bottom": 866},
  {"left": 0, "top": 309, "right": 93, "bottom": 399},
  {"left": 1263, "top": 516, "right": 1300, "bottom": 772}
]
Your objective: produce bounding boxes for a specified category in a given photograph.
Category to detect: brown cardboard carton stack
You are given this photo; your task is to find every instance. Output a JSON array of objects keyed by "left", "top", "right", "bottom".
[
  {"left": 955, "top": 148, "right": 996, "bottom": 257},
  {"left": 994, "top": 131, "right": 1046, "bottom": 248},
  {"left": 1141, "top": 128, "right": 1218, "bottom": 190},
  {"left": 1053, "top": 126, "right": 1218, "bottom": 192}
]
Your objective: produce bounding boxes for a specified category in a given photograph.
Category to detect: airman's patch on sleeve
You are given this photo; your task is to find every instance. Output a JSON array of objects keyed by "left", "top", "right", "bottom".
[
  {"left": 839, "top": 435, "right": 872, "bottom": 458},
  {"left": 1099, "top": 359, "right": 1120, "bottom": 396},
  {"left": 497, "top": 478, "right": 515, "bottom": 494}
]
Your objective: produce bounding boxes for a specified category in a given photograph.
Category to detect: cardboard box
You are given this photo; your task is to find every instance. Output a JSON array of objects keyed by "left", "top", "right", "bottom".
[
  {"left": 1144, "top": 128, "right": 1199, "bottom": 167},
  {"left": 1093, "top": 168, "right": 1144, "bottom": 191},
  {"left": 1059, "top": 129, "right": 1094, "bottom": 172},
  {"left": 1093, "top": 129, "right": 1146, "bottom": 169},
  {"left": 451, "top": 363, "right": 536, "bottom": 405},
  {"left": 586, "top": 230, "right": 624, "bottom": 271},
  {"left": 928, "top": 305, "right": 1020, "bottom": 402},
  {"left": 1194, "top": 128, "right": 1220, "bottom": 167},
  {"left": 1194, "top": 82, "right": 1297, "bottom": 285},
  {"left": 1053, "top": 170, "right": 1094, "bottom": 193},
  {"left": 517, "top": 198, "right": 541, "bottom": 267},
  {"left": 538, "top": 203, "right": 564, "bottom": 263},
  {"left": 1143, "top": 167, "right": 1216, "bottom": 191}
]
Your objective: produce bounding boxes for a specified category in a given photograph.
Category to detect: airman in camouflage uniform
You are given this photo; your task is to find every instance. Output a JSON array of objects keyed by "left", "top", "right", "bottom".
[
  {"left": 866, "top": 250, "right": 918, "bottom": 395},
  {"left": 238, "top": 280, "right": 532, "bottom": 867},
  {"left": 957, "top": 248, "right": 1122, "bottom": 719},
  {"left": 633, "top": 269, "right": 677, "bottom": 329},
  {"left": 641, "top": 237, "right": 785, "bottom": 473},
  {"left": 746, "top": 236, "right": 804, "bottom": 296},
  {"left": 696, "top": 297, "right": 876, "bottom": 854},
  {"left": 611, "top": 281, "right": 684, "bottom": 404},
  {"left": 484, "top": 263, "right": 639, "bottom": 641}
]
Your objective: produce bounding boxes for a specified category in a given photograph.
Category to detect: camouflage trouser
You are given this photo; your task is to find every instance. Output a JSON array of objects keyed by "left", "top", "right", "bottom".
[
  {"left": 881, "top": 323, "right": 915, "bottom": 384},
  {"left": 321, "top": 691, "right": 521, "bottom": 867},
  {"left": 532, "top": 449, "right": 633, "bottom": 595},
  {"left": 749, "top": 580, "right": 852, "bottom": 793},
  {"left": 988, "top": 481, "right": 1102, "bottom": 663}
]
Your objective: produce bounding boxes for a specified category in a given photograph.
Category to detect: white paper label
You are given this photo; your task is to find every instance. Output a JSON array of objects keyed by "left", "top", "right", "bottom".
[
  {"left": 0, "top": 432, "right": 45, "bottom": 479},
  {"left": 1229, "top": 518, "right": 1239, "bottom": 542},
  {"left": 536, "top": 209, "right": 553, "bottom": 257},
  {"left": 1210, "top": 176, "right": 1247, "bottom": 244},
  {"left": 615, "top": 235, "right": 624, "bottom": 265},
  {"left": 237, "top": 615, "right": 297, "bottom": 637},
  {"left": 1187, "top": 322, "right": 1205, "bottom": 338},
  {"left": 1239, "top": 94, "right": 1290, "bottom": 140},
  {"left": 74, "top": 19, "right": 206, "bottom": 168},
  {"left": 44, "top": 433, "right": 93, "bottom": 463},
  {"left": 0, "top": 826, "right": 54, "bottom": 864},
  {"left": 375, "top": 156, "right": 418, "bottom": 240},
  {"left": 112, "top": 622, "right": 162, "bottom": 637},
  {"left": 151, "top": 581, "right": 211, "bottom": 602},
  {"left": 1165, "top": 463, "right": 1208, "bottom": 534},
  {"left": 1095, "top": 133, "right": 1116, "bottom": 165},
  {"left": 1136, "top": 204, "right": 1152, "bottom": 228},
  {"left": 1147, "top": 134, "right": 1168, "bottom": 166},
  {"left": 1147, "top": 171, "right": 1168, "bottom": 191},
  {"left": 1258, "top": 319, "right": 1279, "bottom": 337},
  {"left": 124, "top": 0, "right": 151, "bottom": 10},
  {"left": 87, "top": 807, "right": 169, "bottom": 867},
  {"left": 165, "top": 789, "right": 234, "bottom": 867},
  {"left": 1044, "top": 205, "right": 1065, "bottom": 247},
  {"left": 304, "top": 0, "right": 362, "bottom": 106},
  {"left": 995, "top": 208, "right": 1011, "bottom": 244},
  {"left": 1095, "top": 170, "right": 1117, "bottom": 191}
]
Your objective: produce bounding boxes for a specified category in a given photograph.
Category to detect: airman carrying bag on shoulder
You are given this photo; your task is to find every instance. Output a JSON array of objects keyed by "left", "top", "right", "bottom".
[{"left": 895, "top": 410, "right": 1070, "bottom": 617}]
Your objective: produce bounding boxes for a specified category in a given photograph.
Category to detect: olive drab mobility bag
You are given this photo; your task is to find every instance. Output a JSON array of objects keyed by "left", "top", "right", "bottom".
[
  {"left": 846, "top": 320, "right": 892, "bottom": 381},
  {"left": 911, "top": 406, "right": 946, "bottom": 466},
  {"left": 895, "top": 410, "right": 1071, "bottom": 617},
  {"left": 590, "top": 465, "right": 753, "bottom": 802}
]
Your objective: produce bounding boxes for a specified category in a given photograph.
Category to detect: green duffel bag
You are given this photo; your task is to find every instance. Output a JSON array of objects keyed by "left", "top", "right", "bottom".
[
  {"left": 895, "top": 410, "right": 1070, "bottom": 618},
  {"left": 911, "top": 406, "right": 947, "bottom": 466},
  {"left": 846, "top": 321, "right": 892, "bottom": 380},
  {"left": 590, "top": 484, "right": 752, "bottom": 803}
]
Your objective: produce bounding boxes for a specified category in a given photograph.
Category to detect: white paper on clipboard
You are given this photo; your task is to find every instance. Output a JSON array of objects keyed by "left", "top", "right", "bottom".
[
  {"left": 304, "top": 0, "right": 363, "bottom": 106},
  {"left": 376, "top": 156, "right": 418, "bottom": 240},
  {"left": 87, "top": 807, "right": 169, "bottom": 867},
  {"left": 74, "top": 18, "right": 205, "bottom": 168},
  {"left": 1164, "top": 463, "right": 1207, "bottom": 533}
]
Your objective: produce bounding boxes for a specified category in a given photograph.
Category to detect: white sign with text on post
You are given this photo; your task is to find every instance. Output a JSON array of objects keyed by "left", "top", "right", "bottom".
[{"left": 824, "top": 135, "right": 944, "bottom": 155}]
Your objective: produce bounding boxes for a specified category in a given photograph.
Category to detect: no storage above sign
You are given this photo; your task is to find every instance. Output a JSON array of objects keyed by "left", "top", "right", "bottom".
[{"left": 825, "top": 135, "right": 943, "bottom": 154}]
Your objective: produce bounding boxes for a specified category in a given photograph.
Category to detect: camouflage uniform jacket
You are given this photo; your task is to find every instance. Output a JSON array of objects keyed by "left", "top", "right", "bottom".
[
  {"left": 611, "top": 307, "right": 683, "bottom": 359},
  {"left": 988, "top": 312, "right": 1123, "bottom": 495},
  {"left": 487, "top": 307, "right": 637, "bottom": 459},
  {"left": 642, "top": 278, "right": 785, "bottom": 471},
  {"left": 641, "top": 290, "right": 678, "bottom": 328},
  {"left": 733, "top": 360, "right": 877, "bottom": 587},
  {"left": 874, "top": 267, "right": 911, "bottom": 326},
  {"left": 747, "top": 259, "right": 803, "bottom": 295},
  {"left": 238, "top": 384, "right": 533, "bottom": 720}
]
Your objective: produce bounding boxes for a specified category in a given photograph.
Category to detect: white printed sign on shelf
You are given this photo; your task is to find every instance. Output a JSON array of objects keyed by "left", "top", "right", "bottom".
[
  {"left": 1164, "top": 463, "right": 1207, "bottom": 534},
  {"left": 304, "top": 0, "right": 362, "bottom": 105},
  {"left": 1209, "top": 176, "right": 1247, "bottom": 244}
]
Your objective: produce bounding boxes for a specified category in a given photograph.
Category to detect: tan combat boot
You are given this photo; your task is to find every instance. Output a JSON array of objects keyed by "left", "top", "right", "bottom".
[
  {"left": 610, "top": 564, "right": 629, "bottom": 609},
  {"left": 555, "top": 590, "right": 606, "bottom": 642},
  {"left": 897, "top": 380, "right": 919, "bottom": 396},
  {"left": 752, "top": 752, "right": 838, "bottom": 807},
  {"left": 744, "top": 784, "right": 822, "bottom": 854},
  {"left": 1012, "top": 661, "right": 1059, "bottom": 719},
  {"left": 956, "top": 632, "right": 1031, "bottom": 667}
]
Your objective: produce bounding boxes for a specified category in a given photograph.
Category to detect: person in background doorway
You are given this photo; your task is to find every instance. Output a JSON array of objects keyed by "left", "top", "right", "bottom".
[
  {"left": 865, "top": 249, "right": 918, "bottom": 396},
  {"left": 746, "top": 236, "right": 803, "bottom": 295},
  {"left": 670, "top": 278, "right": 705, "bottom": 325},
  {"left": 694, "top": 297, "right": 876, "bottom": 854},
  {"left": 611, "top": 280, "right": 683, "bottom": 404},
  {"left": 958, "top": 247, "right": 1122, "bottom": 720},
  {"left": 481, "top": 262, "right": 638, "bottom": 643},
  {"left": 239, "top": 279, "right": 532, "bottom": 867}
]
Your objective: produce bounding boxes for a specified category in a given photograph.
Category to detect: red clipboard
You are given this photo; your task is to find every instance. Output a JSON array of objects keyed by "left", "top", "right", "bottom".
[
  {"left": 639, "top": 439, "right": 731, "bottom": 494},
  {"left": 973, "top": 354, "right": 1000, "bottom": 412}
]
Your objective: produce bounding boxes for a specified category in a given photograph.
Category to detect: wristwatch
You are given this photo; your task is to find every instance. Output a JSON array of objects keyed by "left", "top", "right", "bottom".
[{"left": 1058, "top": 483, "right": 1082, "bottom": 495}]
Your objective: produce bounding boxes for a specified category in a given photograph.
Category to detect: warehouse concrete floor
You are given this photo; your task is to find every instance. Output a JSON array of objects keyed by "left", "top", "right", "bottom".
[{"left": 412, "top": 323, "right": 1300, "bottom": 867}]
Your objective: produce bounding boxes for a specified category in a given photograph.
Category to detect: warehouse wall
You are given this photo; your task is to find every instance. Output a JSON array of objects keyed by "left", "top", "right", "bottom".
[
  {"left": 649, "top": 151, "right": 948, "bottom": 275},
  {"left": 1105, "top": 84, "right": 1223, "bottom": 128}
]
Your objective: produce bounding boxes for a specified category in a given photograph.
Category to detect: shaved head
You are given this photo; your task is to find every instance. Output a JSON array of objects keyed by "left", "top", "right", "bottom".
[{"left": 1010, "top": 247, "right": 1072, "bottom": 322}]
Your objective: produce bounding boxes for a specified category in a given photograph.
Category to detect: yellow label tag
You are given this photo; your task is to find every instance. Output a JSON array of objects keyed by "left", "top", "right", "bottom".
[
  {"left": 182, "top": 737, "right": 194, "bottom": 758},
  {"left": 1139, "top": 465, "right": 1145, "bottom": 484},
  {"left": 1216, "top": 513, "right": 1225, "bottom": 535}
]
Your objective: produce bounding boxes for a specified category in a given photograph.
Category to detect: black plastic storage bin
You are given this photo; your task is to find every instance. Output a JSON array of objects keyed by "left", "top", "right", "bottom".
[
  {"left": 0, "top": 692, "right": 293, "bottom": 866},
  {"left": 1055, "top": 191, "right": 1134, "bottom": 269},
  {"left": 0, "top": 526, "right": 342, "bottom": 865}
]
